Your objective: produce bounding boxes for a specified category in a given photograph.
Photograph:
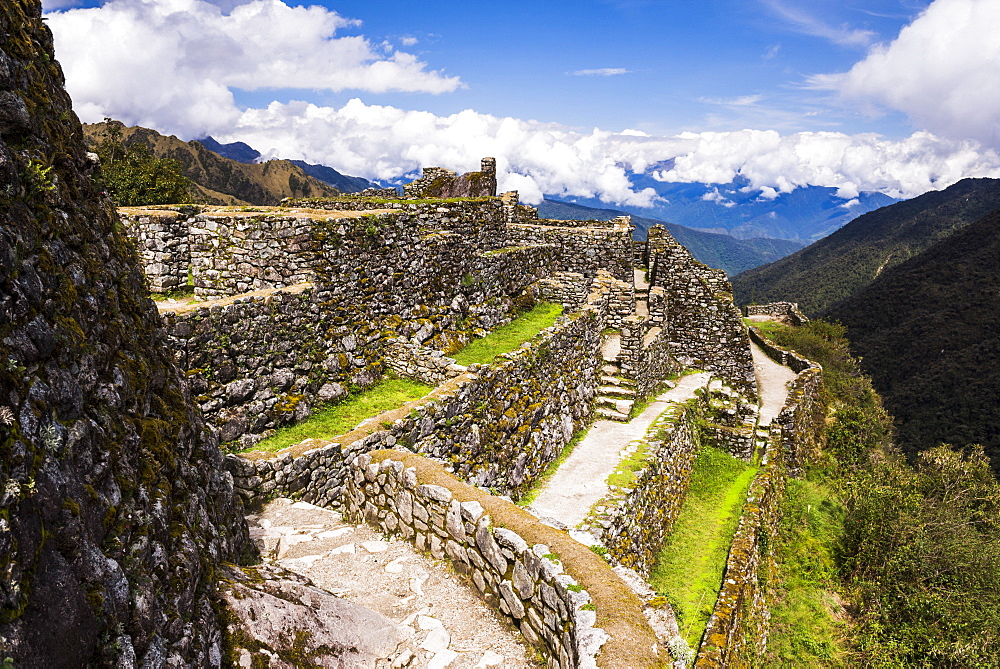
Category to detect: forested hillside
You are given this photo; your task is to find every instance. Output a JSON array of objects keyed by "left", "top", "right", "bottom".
[
  {"left": 538, "top": 199, "right": 804, "bottom": 275},
  {"left": 732, "top": 178, "right": 1000, "bottom": 314},
  {"left": 82, "top": 121, "right": 342, "bottom": 205},
  {"left": 825, "top": 206, "right": 1000, "bottom": 476}
]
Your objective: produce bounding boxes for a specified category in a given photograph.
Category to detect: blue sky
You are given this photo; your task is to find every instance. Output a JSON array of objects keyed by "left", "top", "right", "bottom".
[
  {"left": 281, "top": 0, "right": 917, "bottom": 136},
  {"left": 43, "top": 0, "right": 1000, "bottom": 205}
]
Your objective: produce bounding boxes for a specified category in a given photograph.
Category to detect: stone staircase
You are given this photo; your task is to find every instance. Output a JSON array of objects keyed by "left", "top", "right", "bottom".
[{"left": 596, "top": 364, "right": 638, "bottom": 421}]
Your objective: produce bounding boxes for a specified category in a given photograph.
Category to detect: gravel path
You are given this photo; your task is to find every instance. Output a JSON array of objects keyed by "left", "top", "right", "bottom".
[
  {"left": 248, "top": 498, "right": 541, "bottom": 668},
  {"left": 750, "top": 340, "right": 797, "bottom": 427},
  {"left": 530, "top": 372, "right": 712, "bottom": 529}
]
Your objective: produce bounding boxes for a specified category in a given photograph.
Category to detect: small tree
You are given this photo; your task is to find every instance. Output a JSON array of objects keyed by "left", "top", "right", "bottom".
[{"left": 96, "top": 119, "right": 190, "bottom": 205}]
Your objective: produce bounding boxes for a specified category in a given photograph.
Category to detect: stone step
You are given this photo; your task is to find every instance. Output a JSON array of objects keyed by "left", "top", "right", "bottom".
[
  {"left": 599, "top": 385, "right": 637, "bottom": 398},
  {"left": 601, "top": 364, "right": 620, "bottom": 376},
  {"left": 600, "top": 375, "right": 637, "bottom": 388},
  {"left": 595, "top": 406, "right": 630, "bottom": 422},
  {"left": 597, "top": 395, "right": 635, "bottom": 416}
]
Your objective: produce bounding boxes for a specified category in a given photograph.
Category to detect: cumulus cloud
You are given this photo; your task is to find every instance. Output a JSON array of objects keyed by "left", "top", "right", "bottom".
[
  {"left": 571, "top": 68, "right": 630, "bottom": 76},
  {"left": 810, "top": 0, "right": 1000, "bottom": 148},
  {"left": 43, "top": 0, "right": 1000, "bottom": 207},
  {"left": 45, "top": 0, "right": 461, "bottom": 136},
  {"left": 217, "top": 99, "right": 1000, "bottom": 205}
]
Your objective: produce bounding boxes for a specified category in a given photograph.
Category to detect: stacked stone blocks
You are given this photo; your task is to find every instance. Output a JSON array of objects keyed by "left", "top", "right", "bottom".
[{"left": 344, "top": 453, "right": 616, "bottom": 669}]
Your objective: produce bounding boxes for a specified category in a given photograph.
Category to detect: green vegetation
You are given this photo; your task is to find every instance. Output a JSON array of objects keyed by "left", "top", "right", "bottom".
[
  {"left": 95, "top": 118, "right": 191, "bottom": 206},
  {"left": 755, "top": 319, "right": 1000, "bottom": 666},
  {"left": 452, "top": 302, "right": 562, "bottom": 366},
  {"left": 649, "top": 445, "right": 758, "bottom": 648},
  {"left": 243, "top": 377, "right": 433, "bottom": 453},
  {"left": 732, "top": 177, "right": 1000, "bottom": 315},
  {"left": 825, "top": 205, "right": 1000, "bottom": 477},
  {"left": 766, "top": 477, "right": 849, "bottom": 666},
  {"left": 605, "top": 441, "right": 649, "bottom": 489}
]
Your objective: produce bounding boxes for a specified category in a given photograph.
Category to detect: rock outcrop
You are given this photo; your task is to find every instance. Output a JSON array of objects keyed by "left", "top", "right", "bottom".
[{"left": 0, "top": 1, "right": 252, "bottom": 664}]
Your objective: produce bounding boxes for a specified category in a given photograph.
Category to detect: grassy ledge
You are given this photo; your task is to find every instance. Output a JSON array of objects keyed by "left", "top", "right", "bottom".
[
  {"left": 241, "top": 377, "right": 433, "bottom": 454},
  {"left": 452, "top": 302, "right": 563, "bottom": 366},
  {"left": 766, "top": 477, "right": 850, "bottom": 666},
  {"left": 649, "top": 445, "right": 758, "bottom": 649}
]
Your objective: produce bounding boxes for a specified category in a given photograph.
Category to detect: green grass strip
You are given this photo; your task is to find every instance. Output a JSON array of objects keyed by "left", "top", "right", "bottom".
[
  {"left": 649, "top": 445, "right": 758, "bottom": 649},
  {"left": 452, "top": 302, "right": 563, "bottom": 366},
  {"left": 244, "top": 377, "right": 433, "bottom": 454},
  {"left": 765, "top": 477, "right": 850, "bottom": 667}
]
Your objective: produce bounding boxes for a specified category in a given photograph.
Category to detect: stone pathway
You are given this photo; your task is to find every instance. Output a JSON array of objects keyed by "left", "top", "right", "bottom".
[
  {"left": 750, "top": 340, "right": 797, "bottom": 428},
  {"left": 529, "top": 372, "right": 712, "bottom": 529},
  {"left": 248, "top": 498, "right": 541, "bottom": 668}
]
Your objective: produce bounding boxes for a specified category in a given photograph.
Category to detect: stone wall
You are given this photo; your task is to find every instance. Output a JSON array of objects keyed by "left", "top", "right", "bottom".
[
  {"left": 746, "top": 302, "right": 810, "bottom": 326},
  {"left": 122, "top": 208, "right": 191, "bottom": 291},
  {"left": 647, "top": 226, "right": 757, "bottom": 397},
  {"left": 618, "top": 318, "right": 678, "bottom": 399},
  {"left": 342, "top": 452, "right": 663, "bottom": 668},
  {"left": 159, "top": 284, "right": 384, "bottom": 447},
  {"left": 403, "top": 158, "right": 497, "bottom": 198},
  {"left": 384, "top": 338, "right": 465, "bottom": 386},
  {"left": 507, "top": 218, "right": 634, "bottom": 282},
  {"left": 0, "top": 3, "right": 251, "bottom": 664},
  {"left": 698, "top": 381, "right": 759, "bottom": 461},
  {"left": 224, "top": 306, "right": 603, "bottom": 506},
  {"left": 696, "top": 331, "right": 825, "bottom": 666},
  {"left": 538, "top": 272, "right": 592, "bottom": 312}
]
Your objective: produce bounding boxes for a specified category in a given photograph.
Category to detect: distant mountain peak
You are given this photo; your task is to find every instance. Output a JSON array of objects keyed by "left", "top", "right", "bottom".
[{"left": 195, "top": 136, "right": 261, "bottom": 164}]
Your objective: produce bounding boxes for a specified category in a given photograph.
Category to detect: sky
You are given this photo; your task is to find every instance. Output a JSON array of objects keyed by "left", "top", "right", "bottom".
[{"left": 41, "top": 0, "right": 1000, "bottom": 205}]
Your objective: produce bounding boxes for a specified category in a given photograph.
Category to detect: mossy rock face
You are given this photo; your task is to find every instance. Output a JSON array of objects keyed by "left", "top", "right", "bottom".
[{"left": 0, "top": 1, "right": 252, "bottom": 665}]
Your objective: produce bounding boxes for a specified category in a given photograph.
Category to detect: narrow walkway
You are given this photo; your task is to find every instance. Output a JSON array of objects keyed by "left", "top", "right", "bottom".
[
  {"left": 530, "top": 372, "right": 712, "bottom": 529},
  {"left": 750, "top": 340, "right": 797, "bottom": 428},
  {"left": 248, "top": 498, "right": 540, "bottom": 668}
]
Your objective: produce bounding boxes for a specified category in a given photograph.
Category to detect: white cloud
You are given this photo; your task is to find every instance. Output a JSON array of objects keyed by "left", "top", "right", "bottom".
[
  {"left": 44, "top": 0, "right": 1000, "bottom": 207},
  {"left": 702, "top": 188, "right": 736, "bottom": 207},
  {"left": 218, "top": 99, "right": 1000, "bottom": 205},
  {"left": 400, "top": 36, "right": 419, "bottom": 46},
  {"left": 763, "top": 0, "right": 877, "bottom": 47},
  {"left": 810, "top": 0, "right": 1000, "bottom": 148},
  {"left": 698, "top": 94, "right": 763, "bottom": 107},
  {"left": 45, "top": 0, "right": 461, "bottom": 136},
  {"left": 571, "top": 68, "right": 630, "bottom": 76}
]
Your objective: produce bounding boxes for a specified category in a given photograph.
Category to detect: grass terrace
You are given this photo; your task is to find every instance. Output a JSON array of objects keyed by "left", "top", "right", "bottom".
[
  {"left": 452, "top": 301, "right": 563, "bottom": 366},
  {"left": 241, "top": 377, "right": 434, "bottom": 454},
  {"left": 650, "top": 444, "right": 758, "bottom": 649}
]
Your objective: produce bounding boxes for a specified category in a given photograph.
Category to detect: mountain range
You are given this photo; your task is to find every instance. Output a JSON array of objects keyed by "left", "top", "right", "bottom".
[
  {"left": 559, "top": 173, "right": 897, "bottom": 241},
  {"left": 729, "top": 176, "right": 1000, "bottom": 476},
  {"left": 731, "top": 178, "right": 1000, "bottom": 315},
  {"left": 81, "top": 123, "right": 346, "bottom": 205},
  {"left": 537, "top": 199, "right": 805, "bottom": 275},
  {"left": 196, "top": 135, "right": 378, "bottom": 193},
  {"left": 825, "top": 204, "right": 1000, "bottom": 475}
]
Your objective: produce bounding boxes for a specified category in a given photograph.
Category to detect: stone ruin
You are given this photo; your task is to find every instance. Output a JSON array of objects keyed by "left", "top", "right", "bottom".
[{"left": 1, "top": 0, "right": 826, "bottom": 661}]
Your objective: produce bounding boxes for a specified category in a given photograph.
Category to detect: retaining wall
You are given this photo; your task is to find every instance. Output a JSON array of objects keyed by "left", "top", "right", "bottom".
[
  {"left": 696, "top": 331, "right": 825, "bottom": 666},
  {"left": 342, "top": 451, "right": 661, "bottom": 668},
  {"left": 746, "top": 302, "right": 810, "bottom": 326},
  {"left": 583, "top": 400, "right": 702, "bottom": 577},
  {"left": 224, "top": 306, "right": 603, "bottom": 507},
  {"left": 507, "top": 218, "right": 634, "bottom": 282}
]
